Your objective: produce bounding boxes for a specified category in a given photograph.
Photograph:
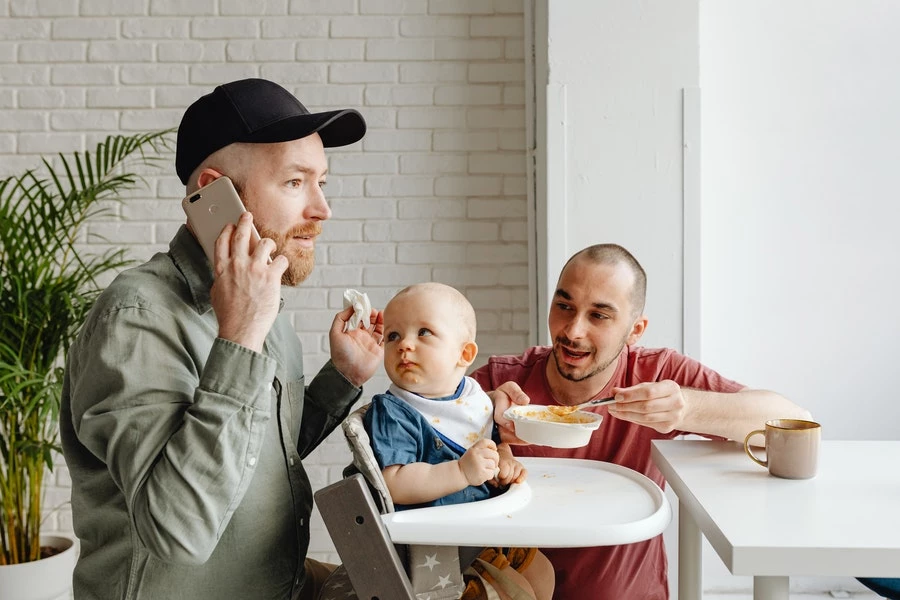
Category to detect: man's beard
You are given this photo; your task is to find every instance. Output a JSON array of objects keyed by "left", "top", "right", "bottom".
[
  {"left": 256, "top": 222, "right": 322, "bottom": 286},
  {"left": 550, "top": 333, "right": 628, "bottom": 383}
]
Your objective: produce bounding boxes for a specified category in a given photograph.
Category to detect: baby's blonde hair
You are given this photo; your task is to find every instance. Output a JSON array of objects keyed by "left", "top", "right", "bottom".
[{"left": 390, "top": 282, "right": 476, "bottom": 341}]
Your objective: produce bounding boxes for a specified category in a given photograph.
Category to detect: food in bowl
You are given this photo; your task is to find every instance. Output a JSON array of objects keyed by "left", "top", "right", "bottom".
[
  {"left": 546, "top": 404, "right": 580, "bottom": 417},
  {"left": 503, "top": 405, "right": 603, "bottom": 448},
  {"left": 516, "top": 409, "right": 596, "bottom": 424}
]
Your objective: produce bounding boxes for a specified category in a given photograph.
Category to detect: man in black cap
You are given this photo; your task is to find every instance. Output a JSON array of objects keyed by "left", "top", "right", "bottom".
[{"left": 61, "top": 78, "right": 382, "bottom": 600}]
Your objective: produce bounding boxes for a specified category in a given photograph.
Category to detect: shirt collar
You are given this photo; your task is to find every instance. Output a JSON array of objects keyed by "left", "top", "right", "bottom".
[
  {"left": 168, "top": 224, "right": 286, "bottom": 316},
  {"left": 169, "top": 224, "right": 215, "bottom": 314}
]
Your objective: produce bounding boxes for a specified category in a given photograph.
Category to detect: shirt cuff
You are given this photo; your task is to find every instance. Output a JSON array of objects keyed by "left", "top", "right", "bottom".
[
  {"left": 200, "top": 337, "right": 277, "bottom": 410},
  {"left": 307, "top": 360, "right": 362, "bottom": 418}
]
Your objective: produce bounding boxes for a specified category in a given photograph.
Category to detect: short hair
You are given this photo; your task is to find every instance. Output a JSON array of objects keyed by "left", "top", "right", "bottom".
[
  {"left": 185, "top": 142, "right": 259, "bottom": 194},
  {"left": 391, "top": 282, "right": 477, "bottom": 340},
  {"left": 564, "top": 244, "right": 647, "bottom": 318}
]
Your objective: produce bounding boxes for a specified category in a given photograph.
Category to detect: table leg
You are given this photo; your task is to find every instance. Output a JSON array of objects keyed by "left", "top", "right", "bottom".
[
  {"left": 678, "top": 500, "right": 702, "bottom": 600},
  {"left": 753, "top": 576, "right": 789, "bottom": 600}
]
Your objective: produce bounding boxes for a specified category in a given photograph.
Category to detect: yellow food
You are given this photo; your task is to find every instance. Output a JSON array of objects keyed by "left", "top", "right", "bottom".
[
  {"left": 546, "top": 405, "right": 578, "bottom": 417},
  {"left": 517, "top": 408, "right": 594, "bottom": 424}
]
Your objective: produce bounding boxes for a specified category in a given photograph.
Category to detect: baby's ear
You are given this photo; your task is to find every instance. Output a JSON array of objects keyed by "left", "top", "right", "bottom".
[{"left": 458, "top": 340, "right": 478, "bottom": 367}]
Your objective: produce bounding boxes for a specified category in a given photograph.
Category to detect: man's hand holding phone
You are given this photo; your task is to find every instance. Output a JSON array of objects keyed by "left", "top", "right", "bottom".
[
  {"left": 209, "top": 212, "right": 288, "bottom": 353},
  {"left": 182, "top": 176, "right": 287, "bottom": 353}
]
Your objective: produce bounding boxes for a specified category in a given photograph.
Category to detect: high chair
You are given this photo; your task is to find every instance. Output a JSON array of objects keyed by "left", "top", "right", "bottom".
[{"left": 315, "top": 404, "right": 528, "bottom": 600}]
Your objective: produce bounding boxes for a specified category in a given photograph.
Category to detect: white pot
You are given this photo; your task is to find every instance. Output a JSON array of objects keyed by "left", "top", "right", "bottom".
[{"left": 0, "top": 534, "right": 79, "bottom": 600}]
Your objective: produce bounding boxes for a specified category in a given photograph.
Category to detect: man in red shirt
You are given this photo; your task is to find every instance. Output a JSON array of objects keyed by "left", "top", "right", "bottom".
[{"left": 473, "top": 243, "right": 810, "bottom": 600}]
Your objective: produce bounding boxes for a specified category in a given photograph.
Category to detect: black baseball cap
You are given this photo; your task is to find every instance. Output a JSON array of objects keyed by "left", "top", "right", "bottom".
[{"left": 175, "top": 78, "right": 366, "bottom": 184}]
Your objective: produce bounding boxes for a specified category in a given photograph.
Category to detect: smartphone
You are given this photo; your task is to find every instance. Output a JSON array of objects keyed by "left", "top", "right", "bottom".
[{"left": 181, "top": 176, "right": 260, "bottom": 263}]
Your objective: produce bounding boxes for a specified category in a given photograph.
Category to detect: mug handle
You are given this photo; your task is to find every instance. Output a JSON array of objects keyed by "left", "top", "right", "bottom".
[{"left": 744, "top": 429, "right": 768, "bottom": 468}]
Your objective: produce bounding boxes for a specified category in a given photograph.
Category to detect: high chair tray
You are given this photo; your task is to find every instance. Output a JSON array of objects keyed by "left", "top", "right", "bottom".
[{"left": 382, "top": 457, "right": 671, "bottom": 548}]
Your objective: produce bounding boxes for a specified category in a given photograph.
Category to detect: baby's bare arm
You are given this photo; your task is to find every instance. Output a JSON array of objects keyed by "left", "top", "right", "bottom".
[{"left": 382, "top": 439, "right": 499, "bottom": 505}]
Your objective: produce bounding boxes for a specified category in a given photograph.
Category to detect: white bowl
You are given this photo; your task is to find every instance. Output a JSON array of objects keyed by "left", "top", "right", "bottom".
[{"left": 503, "top": 405, "right": 603, "bottom": 448}]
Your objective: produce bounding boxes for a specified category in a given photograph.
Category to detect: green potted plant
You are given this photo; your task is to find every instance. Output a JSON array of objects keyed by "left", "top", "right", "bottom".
[{"left": 0, "top": 131, "right": 172, "bottom": 598}]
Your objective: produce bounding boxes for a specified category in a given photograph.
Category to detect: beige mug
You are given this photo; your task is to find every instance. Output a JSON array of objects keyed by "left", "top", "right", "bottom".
[{"left": 743, "top": 419, "right": 821, "bottom": 479}]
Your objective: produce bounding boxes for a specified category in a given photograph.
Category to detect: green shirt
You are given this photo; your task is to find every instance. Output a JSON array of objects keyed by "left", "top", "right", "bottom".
[{"left": 60, "top": 225, "right": 361, "bottom": 600}]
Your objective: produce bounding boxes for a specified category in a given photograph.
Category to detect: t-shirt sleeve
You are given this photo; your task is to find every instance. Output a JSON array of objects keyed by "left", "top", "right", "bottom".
[
  {"left": 470, "top": 363, "right": 493, "bottom": 390},
  {"left": 654, "top": 349, "right": 744, "bottom": 393},
  {"left": 364, "top": 395, "right": 426, "bottom": 470}
]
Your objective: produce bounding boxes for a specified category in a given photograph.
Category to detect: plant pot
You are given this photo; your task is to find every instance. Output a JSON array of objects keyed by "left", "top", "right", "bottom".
[{"left": 0, "top": 534, "right": 79, "bottom": 600}]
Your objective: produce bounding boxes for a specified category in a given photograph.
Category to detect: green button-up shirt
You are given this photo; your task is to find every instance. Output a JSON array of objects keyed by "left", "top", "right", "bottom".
[{"left": 60, "top": 225, "right": 360, "bottom": 600}]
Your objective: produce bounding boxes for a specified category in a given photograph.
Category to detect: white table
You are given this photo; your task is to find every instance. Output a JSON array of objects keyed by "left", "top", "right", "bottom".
[
  {"left": 651, "top": 440, "right": 900, "bottom": 600},
  {"left": 383, "top": 456, "right": 672, "bottom": 548}
]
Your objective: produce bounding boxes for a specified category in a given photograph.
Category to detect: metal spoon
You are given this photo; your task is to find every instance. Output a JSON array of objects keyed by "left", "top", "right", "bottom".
[{"left": 546, "top": 396, "right": 616, "bottom": 417}]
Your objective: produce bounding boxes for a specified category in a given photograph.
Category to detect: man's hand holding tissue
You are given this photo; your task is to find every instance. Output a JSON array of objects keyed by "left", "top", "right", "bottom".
[{"left": 329, "top": 289, "right": 384, "bottom": 388}]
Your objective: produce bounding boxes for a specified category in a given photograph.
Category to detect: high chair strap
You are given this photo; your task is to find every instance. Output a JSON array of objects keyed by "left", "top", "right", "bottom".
[
  {"left": 407, "top": 544, "right": 466, "bottom": 599},
  {"left": 473, "top": 558, "right": 534, "bottom": 600}
]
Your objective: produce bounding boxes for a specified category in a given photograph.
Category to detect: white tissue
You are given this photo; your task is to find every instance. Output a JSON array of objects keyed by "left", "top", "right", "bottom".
[{"left": 342, "top": 289, "right": 371, "bottom": 332}]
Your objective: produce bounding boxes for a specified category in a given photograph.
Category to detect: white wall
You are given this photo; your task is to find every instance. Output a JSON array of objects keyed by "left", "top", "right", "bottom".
[
  {"left": 537, "top": 0, "right": 900, "bottom": 440},
  {"left": 699, "top": 0, "right": 900, "bottom": 443},
  {"left": 534, "top": 0, "right": 698, "bottom": 350},
  {"left": 0, "top": 0, "right": 529, "bottom": 565}
]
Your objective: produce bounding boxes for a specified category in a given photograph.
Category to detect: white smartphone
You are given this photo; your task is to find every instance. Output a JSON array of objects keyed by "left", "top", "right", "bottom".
[{"left": 181, "top": 176, "right": 260, "bottom": 263}]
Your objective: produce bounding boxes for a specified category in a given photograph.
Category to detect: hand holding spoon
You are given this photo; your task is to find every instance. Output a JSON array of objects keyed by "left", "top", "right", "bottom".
[{"left": 546, "top": 396, "right": 617, "bottom": 417}]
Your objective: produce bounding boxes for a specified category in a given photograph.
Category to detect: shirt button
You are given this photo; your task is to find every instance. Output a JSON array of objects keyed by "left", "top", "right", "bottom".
[
  {"left": 248, "top": 456, "right": 256, "bottom": 466},
  {"left": 289, "top": 457, "right": 295, "bottom": 466}
]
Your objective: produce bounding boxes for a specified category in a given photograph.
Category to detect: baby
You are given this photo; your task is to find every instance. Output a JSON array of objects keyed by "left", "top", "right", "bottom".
[{"left": 364, "top": 282, "right": 554, "bottom": 600}]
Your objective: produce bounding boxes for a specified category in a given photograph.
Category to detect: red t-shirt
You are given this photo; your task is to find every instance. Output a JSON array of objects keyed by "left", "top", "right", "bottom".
[{"left": 471, "top": 345, "right": 744, "bottom": 600}]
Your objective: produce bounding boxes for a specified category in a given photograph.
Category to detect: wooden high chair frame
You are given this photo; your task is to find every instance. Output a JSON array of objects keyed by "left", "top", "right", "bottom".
[{"left": 314, "top": 404, "right": 472, "bottom": 600}]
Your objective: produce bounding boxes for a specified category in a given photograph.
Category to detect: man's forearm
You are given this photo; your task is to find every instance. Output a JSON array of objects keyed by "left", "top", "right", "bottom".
[{"left": 680, "top": 387, "right": 812, "bottom": 442}]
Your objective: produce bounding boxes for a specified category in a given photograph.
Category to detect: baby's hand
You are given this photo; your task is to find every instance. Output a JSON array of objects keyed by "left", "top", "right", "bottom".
[
  {"left": 458, "top": 439, "right": 500, "bottom": 486},
  {"left": 495, "top": 443, "right": 527, "bottom": 485}
]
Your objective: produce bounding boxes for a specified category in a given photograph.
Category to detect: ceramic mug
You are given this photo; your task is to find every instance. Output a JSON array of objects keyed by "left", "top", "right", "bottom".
[{"left": 743, "top": 419, "right": 821, "bottom": 479}]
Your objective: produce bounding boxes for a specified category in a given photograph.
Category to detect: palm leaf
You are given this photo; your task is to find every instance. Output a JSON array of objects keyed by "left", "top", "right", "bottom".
[{"left": 0, "top": 129, "right": 174, "bottom": 565}]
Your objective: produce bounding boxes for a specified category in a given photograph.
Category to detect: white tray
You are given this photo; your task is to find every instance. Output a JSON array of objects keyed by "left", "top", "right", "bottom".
[{"left": 382, "top": 457, "right": 671, "bottom": 547}]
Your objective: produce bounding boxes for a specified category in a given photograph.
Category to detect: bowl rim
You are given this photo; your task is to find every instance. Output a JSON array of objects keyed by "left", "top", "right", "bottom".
[{"left": 503, "top": 405, "right": 603, "bottom": 430}]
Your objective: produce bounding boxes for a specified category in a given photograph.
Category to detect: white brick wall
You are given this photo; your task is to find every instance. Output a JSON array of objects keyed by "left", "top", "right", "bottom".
[{"left": 0, "top": 0, "right": 528, "bottom": 566}]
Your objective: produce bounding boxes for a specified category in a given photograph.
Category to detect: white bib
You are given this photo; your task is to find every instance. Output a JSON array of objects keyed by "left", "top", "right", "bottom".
[{"left": 388, "top": 377, "right": 494, "bottom": 450}]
